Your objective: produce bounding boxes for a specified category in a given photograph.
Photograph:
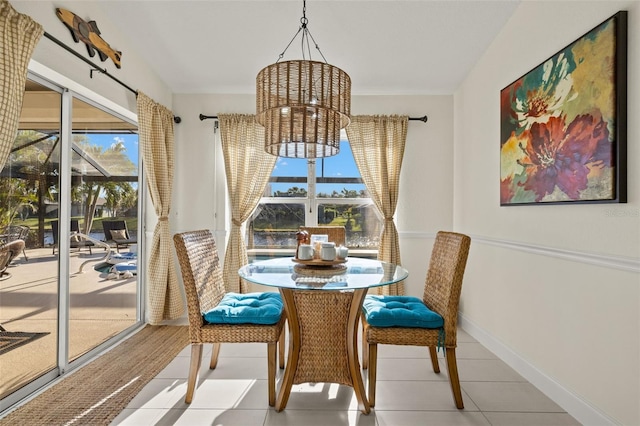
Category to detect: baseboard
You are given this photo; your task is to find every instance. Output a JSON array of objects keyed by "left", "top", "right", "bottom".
[{"left": 459, "top": 314, "right": 618, "bottom": 426}]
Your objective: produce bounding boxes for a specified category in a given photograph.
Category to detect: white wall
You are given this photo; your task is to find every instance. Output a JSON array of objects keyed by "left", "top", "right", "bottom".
[
  {"left": 454, "top": 2, "right": 640, "bottom": 425},
  {"left": 12, "top": 1, "right": 172, "bottom": 109},
  {"left": 172, "top": 94, "right": 454, "bottom": 297}
]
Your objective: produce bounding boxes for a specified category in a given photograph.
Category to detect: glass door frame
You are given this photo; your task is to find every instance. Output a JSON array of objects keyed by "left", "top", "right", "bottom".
[{"left": 0, "top": 66, "right": 145, "bottom": 413}]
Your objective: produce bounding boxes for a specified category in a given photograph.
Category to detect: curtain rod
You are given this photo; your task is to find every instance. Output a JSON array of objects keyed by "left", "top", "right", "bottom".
[
  {"left": 199, "top": 114, "right": 428, "bottom": 123},
  {"left": 42, "top": 32, "right": 182, "bottom": 124}
]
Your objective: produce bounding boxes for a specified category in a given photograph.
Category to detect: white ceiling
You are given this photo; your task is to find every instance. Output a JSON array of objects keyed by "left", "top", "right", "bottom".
[{"left": 98, "top": 0, "right": 521, "bottom": 95}]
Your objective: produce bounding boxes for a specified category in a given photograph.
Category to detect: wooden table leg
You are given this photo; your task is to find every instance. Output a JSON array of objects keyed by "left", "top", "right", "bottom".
[
  {"left": 348, "top": 289, "right": 370, "bottom": 414},
  {"left": 275, "top": 288, "right": 299, "bottom": 412}
]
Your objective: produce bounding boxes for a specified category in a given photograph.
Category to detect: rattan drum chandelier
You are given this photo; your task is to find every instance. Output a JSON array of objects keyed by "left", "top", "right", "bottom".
[{"left": 256, "top": 1, "right": 351, "bottom": 158}]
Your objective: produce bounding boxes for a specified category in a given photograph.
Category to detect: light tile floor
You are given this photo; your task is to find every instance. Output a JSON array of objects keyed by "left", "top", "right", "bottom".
[{"left": 111, "top": 329, "right": 580, "bottom": 426}]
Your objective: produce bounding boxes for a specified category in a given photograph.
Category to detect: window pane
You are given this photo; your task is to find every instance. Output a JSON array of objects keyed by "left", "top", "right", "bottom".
[
  {"left": 248, "top": 203, "right": 305, "bottom": 248},
  {"left": 266, "top": 157, "right": 307, "bottom": 197},
  {"left": 68, "top": 97, "right": 138, "bottom": 362},
  {"left": 316, "top": 141, "right": 368, "bottom": 198},
  {"left": 247, "top": 139, "right": 383, "bottom": 252},
  {"left": 318, "top": 203, "right": 381, "bottom": 248},
  {"left": 0, "top": 80, "right": 61, "bottom": 399}
]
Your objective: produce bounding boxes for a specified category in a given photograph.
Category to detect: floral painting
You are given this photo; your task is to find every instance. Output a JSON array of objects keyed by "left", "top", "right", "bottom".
[{"left": 500, "top": 12, "right": 627, "bottom": 205}]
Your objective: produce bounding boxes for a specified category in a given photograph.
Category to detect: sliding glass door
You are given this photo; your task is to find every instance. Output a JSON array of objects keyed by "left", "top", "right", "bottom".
[
  {"left": 0, "top": 73, "right": 143, "bottom": 411},
  {"left": 0, "top": 79, "right": 61, "bottom": 402},
  {"left": 67, "top": 96, "right": 139, "bottom": 362}
]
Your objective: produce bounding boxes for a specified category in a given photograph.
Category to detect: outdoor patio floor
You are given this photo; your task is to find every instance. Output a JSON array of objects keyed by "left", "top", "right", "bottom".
[{"left": 0, "top": 246, "right": 137, "bottom": 400}]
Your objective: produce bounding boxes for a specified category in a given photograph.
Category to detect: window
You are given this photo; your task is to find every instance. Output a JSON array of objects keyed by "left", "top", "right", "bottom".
[{"left": 248, "top": 140, "right": 382, "bottom": 250}]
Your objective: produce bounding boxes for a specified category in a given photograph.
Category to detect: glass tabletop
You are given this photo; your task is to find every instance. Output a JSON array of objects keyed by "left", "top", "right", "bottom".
[{"left": 238, "top": 257, "right": 409, "bottom": 291}]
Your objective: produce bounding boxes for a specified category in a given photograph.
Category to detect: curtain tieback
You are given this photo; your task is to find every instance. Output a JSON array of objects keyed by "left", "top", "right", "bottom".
[
  {"left": 158, "top": 216, "right": 169, "bottom": 222},
  {"left": 384, "top": 217, "right": 394, "bottom": 222},
  {"left": 232, "top": 219, "right": 243, "bottom": 227}
]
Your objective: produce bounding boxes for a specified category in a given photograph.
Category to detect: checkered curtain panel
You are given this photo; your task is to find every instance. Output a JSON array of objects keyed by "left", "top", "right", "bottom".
[
  {"left": 346, "top": 115, "right": 408, "bottom": 295},
  {"left": 219, "top": 114, "right": 276, "bottom": 293},
  {"left": 0, "top": 0, "right": 43, "bottom": 170},
  {"left": 137, "top": 91, "right": 184, "bottom": 324}
]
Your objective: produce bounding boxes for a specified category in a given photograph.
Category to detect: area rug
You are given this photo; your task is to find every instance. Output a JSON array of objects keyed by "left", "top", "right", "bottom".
[
  {"left": 0, "top": 325, "right": 189, "bottom": 426},
  {"left": 0, "top": 331, "right": 49, "bottom": 355}
]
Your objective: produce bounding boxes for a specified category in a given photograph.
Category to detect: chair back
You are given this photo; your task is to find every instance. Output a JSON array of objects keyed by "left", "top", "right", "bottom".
[
  {"left": 50, "top": 220, "right": 58, "bottom": 244},
  {"left": 17, "top": 225, "right": 29, "bottom": 241},
  {"left": 422, "top": 231, "right": 471, "bottom": 345},
  {"left": 299, "top": 226, "right": 346, "bottom": 246},
  {"left": 3, "top": 225, "right": 28, "bottom": 241},
  {"left": 102, "top": 220, "right": 130, "bottom": 240},
  {"left": 50, "top": 219, "right": 80, "bottom": 244},
  {"left": 173, "top": 230, "right": 226, "bottom": 337}
]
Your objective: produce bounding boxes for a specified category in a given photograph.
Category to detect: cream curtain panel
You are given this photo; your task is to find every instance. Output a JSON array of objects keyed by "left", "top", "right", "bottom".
[
  {"left": 0, "top": 0, "right": 43, "bottom": 170},
  {"left": 346, "top": 115, "right": 408, "bottom": 295},
  {"left": 137, "top": 91, "right": 184, "bottom": 324},
  {"left": 219, "top": 114, "right": 276, "bottom": 293}
]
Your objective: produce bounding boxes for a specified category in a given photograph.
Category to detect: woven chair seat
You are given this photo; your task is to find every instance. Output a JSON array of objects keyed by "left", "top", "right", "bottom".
[
  {"left": 197, "top": 316, "right": 286, "bottom": 343},
  {"left": 365, "top": 325, "right": 443, "bottom": 347}
]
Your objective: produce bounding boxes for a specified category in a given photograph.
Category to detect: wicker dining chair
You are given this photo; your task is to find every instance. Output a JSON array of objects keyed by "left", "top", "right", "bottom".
[
  {"left": 361, "top": 231, "right": 471, "bottom": 408},
  {"left": 173, "top": 229, "right": 286, "bottom": 405}
]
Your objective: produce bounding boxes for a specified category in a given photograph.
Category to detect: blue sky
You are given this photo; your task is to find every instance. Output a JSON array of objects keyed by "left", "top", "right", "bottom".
[
  {"left": 83, "top": 134, "right": 363, "bottom": 195},
  {"left": 87, "top": 133, "right": 139, "bottom": 165},
  {"left": 271, "top": 140, "right": 365, "bottom": 195}
]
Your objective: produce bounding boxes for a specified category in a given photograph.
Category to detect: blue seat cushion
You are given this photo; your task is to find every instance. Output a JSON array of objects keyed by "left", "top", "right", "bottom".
[
  {"left": 362, "top": 295, "right": 444, "bottom": 328},
  {"left": 203, "top": 292, "right": 283, "bottom": 325}
]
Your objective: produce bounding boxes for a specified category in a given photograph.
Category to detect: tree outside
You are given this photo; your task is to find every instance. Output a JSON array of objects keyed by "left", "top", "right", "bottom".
[{"left": 1, "top": 131, "right": 138, "bottom": 246}]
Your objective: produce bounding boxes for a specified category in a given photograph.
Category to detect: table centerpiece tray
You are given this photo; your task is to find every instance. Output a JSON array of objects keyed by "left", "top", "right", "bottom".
[{"left": 292, "top": 258, "right": 347, "bottom": 267}]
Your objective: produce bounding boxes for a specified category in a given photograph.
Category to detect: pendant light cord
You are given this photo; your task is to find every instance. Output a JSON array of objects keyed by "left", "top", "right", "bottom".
[{"left": 276, "top": 0, "right": 328, "bottom": 64}]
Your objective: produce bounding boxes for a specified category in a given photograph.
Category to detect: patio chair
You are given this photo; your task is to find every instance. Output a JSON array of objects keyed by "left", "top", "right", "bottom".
[
  {"left": 361, "top": 231, "right": 471, "bottom": 409},
  {"left": 51, "top": 219, "right": 94, "bottom": 255},
  {"left": 173, "top": 229, "right": 286, "bottom": 405},
  {"left": 102, "top": 220, "right": 136, "bottom": 252},
  {"left": 1, "top": 225, "right": 29, "bottom": 261},
  {"left": 0, "top": 239, "right": 26, "bottom": 280}
]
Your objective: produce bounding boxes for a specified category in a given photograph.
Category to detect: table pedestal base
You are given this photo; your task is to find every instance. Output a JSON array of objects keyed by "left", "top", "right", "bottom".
[{"left": 276, "top": 288, "right": 370, "bottom": 414}]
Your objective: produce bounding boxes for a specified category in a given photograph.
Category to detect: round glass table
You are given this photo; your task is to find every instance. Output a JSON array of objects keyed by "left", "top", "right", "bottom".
[{"left": 239, "top": 257, "right": 409, "bottom": 414}]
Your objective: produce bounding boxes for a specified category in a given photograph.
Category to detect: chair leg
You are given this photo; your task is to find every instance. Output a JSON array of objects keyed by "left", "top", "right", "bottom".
[
  {"left": 267, "top": 341, "right": 277, "bottom": 407},
  {"left": 209, "top": 342, "right": 221, "bottom": 369},
  {"left": 445, "top": 347, "right": 464, "bottom": 409},
  {"left": 278, "top": 327, "right": 285, "bottom": 369},
  {"left": 367, "top": 342, "right": 378, "bottom": 407},
  {"left": 361, "top": 324, "right": 369, "bottom": 369},
  {"left": 185, "top": 343, "right": 203, "bottom": 404},
  {"left": 429, "top": 346, "right": 440, "bottom": 373}
]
